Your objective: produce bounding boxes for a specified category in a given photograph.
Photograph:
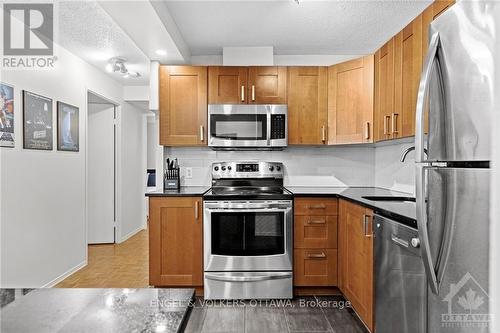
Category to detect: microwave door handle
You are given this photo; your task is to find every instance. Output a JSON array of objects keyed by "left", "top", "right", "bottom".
[{"left": 267, "top": 110, "right": 271, "bottom": 146}]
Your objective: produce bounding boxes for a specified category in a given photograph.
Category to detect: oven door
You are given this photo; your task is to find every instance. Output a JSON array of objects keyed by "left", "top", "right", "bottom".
[
  {"left": 208, "top": 104, "right": 269, "bottom": 148},
  {"left": 204, "top": 200, "right": 293, "bottom": 271}
]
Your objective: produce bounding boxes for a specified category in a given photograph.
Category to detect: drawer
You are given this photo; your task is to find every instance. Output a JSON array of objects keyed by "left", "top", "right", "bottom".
[
  {"left": 294, "top": 215, "right": 338, "bottom": 249},
  {"left": 294, "top": 198, "right": 338, "bottom": 216},
  {"left": 294, "top": 249, "right": 338, "bottom": 286}
]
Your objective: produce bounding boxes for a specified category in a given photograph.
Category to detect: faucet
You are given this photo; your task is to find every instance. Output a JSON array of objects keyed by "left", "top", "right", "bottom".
[{"left": 400, "top": 146, "right": 428, "bottom": 162}]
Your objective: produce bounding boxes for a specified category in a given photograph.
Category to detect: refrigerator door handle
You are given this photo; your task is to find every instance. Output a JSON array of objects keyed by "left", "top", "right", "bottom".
[
  {"left": 415, "top": 32, "right": 441, "bottom": 163},
  {"left": 416, "top": 165, "right": 439, "bottom": 294}
]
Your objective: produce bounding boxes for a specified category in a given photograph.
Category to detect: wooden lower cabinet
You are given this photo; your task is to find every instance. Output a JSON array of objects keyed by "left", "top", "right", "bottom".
[
  {"left": 149, "top": 197, "right": 203, "bottom": 287},
  {"left": 339, "top": 199, "right": 374, "bottom": 332},
  {"left": 294, "top": 197, "right": 338, "bottom": 289}
]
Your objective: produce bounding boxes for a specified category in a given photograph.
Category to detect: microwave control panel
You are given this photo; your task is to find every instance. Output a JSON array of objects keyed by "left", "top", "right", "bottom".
[{"left": 271, "top": 115, "right": 286, "bottom": 139}]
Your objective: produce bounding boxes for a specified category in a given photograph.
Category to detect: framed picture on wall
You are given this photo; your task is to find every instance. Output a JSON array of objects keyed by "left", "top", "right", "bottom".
[
  {"left": 23, "top": 90, "right": 53, "bottom": 150},
  {"left": 57, "top": 101, "right": 79, "bottom": 152},
  {"left": 0, "top": 83, "right": 15, "bottom": 148}
]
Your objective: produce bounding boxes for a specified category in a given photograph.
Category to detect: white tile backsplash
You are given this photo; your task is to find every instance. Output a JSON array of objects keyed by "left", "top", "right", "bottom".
[{"left": 163, "top": 140, "right": 416, "bottom": 194}]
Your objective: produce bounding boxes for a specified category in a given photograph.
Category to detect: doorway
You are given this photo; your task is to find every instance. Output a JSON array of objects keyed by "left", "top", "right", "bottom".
[{"left": 87, "top": 91, "right": 117, "bottom": 244}]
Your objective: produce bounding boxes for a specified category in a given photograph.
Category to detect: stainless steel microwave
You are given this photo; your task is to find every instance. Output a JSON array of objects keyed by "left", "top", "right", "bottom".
[{"left": 208, "top": 104, "right": 287, "bottom": 150}]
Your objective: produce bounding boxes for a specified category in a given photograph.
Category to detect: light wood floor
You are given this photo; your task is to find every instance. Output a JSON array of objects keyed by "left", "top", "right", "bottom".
[{"left": 55, "top": 230, "right": 149, "bottom": 288}]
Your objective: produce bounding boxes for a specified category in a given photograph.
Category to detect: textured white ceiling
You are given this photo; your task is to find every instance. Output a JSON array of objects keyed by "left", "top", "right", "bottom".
[
  {"left": 164, "top": 0, "right": 432, "bottom": 55},
  {"left": 58, "top": 1, "right": 150, "bottom": 85}
]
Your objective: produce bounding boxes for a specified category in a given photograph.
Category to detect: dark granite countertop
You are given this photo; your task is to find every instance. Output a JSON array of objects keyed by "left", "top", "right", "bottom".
[
  {"left": 286, "top": 186, "right": 416, "bottom": 225},
  {"left": 0, "top": 288, "right": 194, "bottom": 333},
  {"left": 146, "top": 186, "right": 210, "bottom": 197}
]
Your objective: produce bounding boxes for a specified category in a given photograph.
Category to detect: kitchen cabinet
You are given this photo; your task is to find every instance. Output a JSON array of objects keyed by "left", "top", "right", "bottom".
[
  {"left": 294, "top": 197, "right": 338, "bottom": 287},
  {"left": 422, "top": 1, "right": 456, "bottom": 57},
  {"left": 149, "top": 197, "right": 203, "bottom": 287},
  {"left": 394, "top": 15, "right": 424, "bottom": 138},
  {"left": 328, "top": 55, "right": 374, "bottom": 144},
  {"left": 338, "top": 199, "right": 374, "bottom": 332},
  {"left": 287, "top": 67, "right": 328, "bottom": 145},
  {"left": 208, "top": 66, "right": 287, "bottom": 104},
  {"left": 159, "top": 66, "right": 207, "bottom": 146},
  {"left": 374, "top": 38, "right": 396, "bottom": 141},
  {"left": 208, "top": 66, "right": 248, "bottom": 104}
]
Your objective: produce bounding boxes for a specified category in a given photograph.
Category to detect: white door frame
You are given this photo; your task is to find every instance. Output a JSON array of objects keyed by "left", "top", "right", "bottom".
[{"left": 85, "top": 90, "right": 122, "bottom": 248}]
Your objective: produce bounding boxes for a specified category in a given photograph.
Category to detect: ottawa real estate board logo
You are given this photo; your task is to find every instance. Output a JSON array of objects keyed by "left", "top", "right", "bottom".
[
  {"left": 2, "top": 3, "right": 57, "bottom": 69},
  {"left": 441, "top": 272, "right": 492, "bottom": 329}
]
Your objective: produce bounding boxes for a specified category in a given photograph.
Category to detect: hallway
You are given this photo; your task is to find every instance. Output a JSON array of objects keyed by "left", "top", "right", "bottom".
[{"left": 56, "top": 230, "right": 148, "bottom": 288}]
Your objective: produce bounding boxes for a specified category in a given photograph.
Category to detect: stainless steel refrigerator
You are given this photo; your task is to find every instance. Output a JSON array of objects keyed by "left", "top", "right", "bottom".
[{"left": 415, "top": 1, "right": 495, "bottom": 332}]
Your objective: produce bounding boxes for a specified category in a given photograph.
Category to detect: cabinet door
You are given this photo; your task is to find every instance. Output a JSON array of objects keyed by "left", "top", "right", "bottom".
[
  {"left": 294, "top": 249, "right": 338, "bottom": 286},
  {"left": 159, "top": 66, "right": 207, "bottom": 146},
  {"left": 208, "top": 66, "right": 248, "bottom": 104},
  {"left": 328, "top": 55, "right": 374, "bottom": 144},
  {"left": 287, "top": 67, "right": 328, "bottom": 145},
  {"left": 339, "top": 200, "right": 374, "bottom": 332},
  {"left": 149, "top": 197, "right": 203, "bottom": 287},
  {"left": 248, "top": 66, "right": 287, "bottom": 104},
  {"left": 394, "top": 15, "right": 423, "bottom": 138},
  {"left": 374, "top": 39, "right": 395, "bottom": 142}
]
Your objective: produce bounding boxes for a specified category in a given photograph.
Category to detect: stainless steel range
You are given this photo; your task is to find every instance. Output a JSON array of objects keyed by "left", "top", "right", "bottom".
[{"left": 203, "top": 161, "right": 293, "bottom": 300}]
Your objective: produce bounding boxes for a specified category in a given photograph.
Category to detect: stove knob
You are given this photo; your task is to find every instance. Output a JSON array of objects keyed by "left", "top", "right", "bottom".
[
  {"left": 214, "top": 166, "right": 219, "bottom": 171},
  {"left": 227, "top": 166, "right": 232, "bottom": 171},
  {"left": 221, "top": 166, "right": 226, "bottom": 171},
  {"left": 269, "top": 166, "right": 274, "bottom": 172},
  {"left": 411, "top": 238, "right": 420, "bottom": 248},
  {"left": 276, "top": 166, "right": 281, "bottom": 171}
]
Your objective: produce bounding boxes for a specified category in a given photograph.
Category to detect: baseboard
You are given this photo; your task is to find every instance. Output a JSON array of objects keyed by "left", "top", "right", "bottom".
[
  {"left": 118, "top": 224, "right": 146, "bottom": 243},
  {"left": 42, "top": 260, "right": 87, "bottom": 288}
]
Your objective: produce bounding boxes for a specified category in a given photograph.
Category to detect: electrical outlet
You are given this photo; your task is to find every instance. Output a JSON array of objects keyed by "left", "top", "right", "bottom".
[{"left": 185, "top": 167, "right": 193, "bottom": 179}]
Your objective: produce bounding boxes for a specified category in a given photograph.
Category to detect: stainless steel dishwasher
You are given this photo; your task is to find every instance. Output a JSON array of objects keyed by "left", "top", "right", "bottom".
[{"left": 374, "top": 214, "right": 426, "bottom": 333}]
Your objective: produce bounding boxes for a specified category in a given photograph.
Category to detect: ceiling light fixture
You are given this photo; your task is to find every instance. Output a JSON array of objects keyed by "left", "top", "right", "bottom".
[
  {"left": 155, "top": 49, "right": 167, "bottom": 56},
  {"left": 294, "top": 0, "right": 299, "bottom": 4},
  {"left": 106, "top": 57, "right": 141, "bottom": 79}
]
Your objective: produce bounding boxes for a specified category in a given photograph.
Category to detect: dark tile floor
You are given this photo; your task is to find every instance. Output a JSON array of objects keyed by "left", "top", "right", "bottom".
[{"left": 183, "top": 295, "right": 368, "bottom": 333}]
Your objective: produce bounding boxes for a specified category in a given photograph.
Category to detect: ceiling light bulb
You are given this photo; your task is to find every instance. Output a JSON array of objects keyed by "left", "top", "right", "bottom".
[
  {"left": 123, "top": 73, "right": 130, "bottom": 79},
  {"left": 105, "top": 64, "right": 113, "bottom": 72},
  {"left": 156, "top": 49, "right": 167, "bottom": 56}
]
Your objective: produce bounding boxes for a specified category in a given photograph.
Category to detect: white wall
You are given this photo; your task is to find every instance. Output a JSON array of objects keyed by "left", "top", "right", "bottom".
[
  {"left": 0, "top": 46, "right": 123, "bottom": 287},
  {"left": 117, "top": 102, "right": 147, "bottom": 242},
  {"left": 0, "top": 45, "right": 147, "bottom": 287},
  {"left": 146, "top": 115, "right": 158, "bottom": 169},
  {"left": 164, "top": 145, "right": 375, "bottom": 187},
  {"left": 374, "top": 139, "right": 415, "bottom": 194}
]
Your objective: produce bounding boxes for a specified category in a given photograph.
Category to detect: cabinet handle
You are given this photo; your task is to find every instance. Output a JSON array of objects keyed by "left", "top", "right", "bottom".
[
  {"left": 308, "top": 219, "right": 326, "bottom": 224},
  {"left": 195, "top": 201, "right": 199, "bottom": 220},
  {"left": 308, "top": 204, "right": 326, "bottom": 209},
  {"left": 384, "top": 115, "right": 391, "bottom": 135},
  {"left": 307, "top": 252, "right": 326, "bottom": 259},
  {"left": 200, "top": 125, "right": 204, "bottom": 142},
  {"left": 392, "top": 113, "right": 399, "bottom": 134},
  {"left": 365, "top": 122, "right": 370, "bottom": 140},
  {"left": 362, "top": 214, "right": 372, "bottom": 238},
  {"left": 321, "top": 125, "right": 326, "bottom": 143},
  {"left": 251, "top": 85, "right": 255, "bottom": 101},
  {"left": 241, "top": 85, "right": 245, "bottom": 102}
]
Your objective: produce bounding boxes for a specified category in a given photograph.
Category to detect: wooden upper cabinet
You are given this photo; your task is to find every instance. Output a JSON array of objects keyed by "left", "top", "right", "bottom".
[
  {"left": 338, "top": 199, "right": 374, "bottom": 332},
  {"left": 374, "top": 38, "right": 396, "bottom": 142},
  {"left": 394, "top": 15, "right": 423, "bottom": 138},
  {"left": 248, "top": 66, "right": 287, "bottom": 104},
  {"left": 149, "top": 197, "right": 203, "bottom": 287},
  {"left": 287, "top": 66, "right": 328, "bottom": 145},
  {"left": 328, "top": 55, "right": 374, "bottom": 145},
  {"left": 159, "top": 66, "right": 207, "bottom": 146},
  {"left": 208, "top": 66, "right": 248, "bottom": 104}
]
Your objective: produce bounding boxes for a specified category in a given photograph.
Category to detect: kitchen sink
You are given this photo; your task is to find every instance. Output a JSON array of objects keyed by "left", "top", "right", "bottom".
[{"left": 362, "top": 196, "right": 416, "bottom": 202}]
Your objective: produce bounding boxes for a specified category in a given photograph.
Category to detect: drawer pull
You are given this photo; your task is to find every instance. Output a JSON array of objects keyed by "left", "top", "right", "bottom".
[
  {"left": 308, "top": 219, "right": 326, "bottom": 224},
  {"left": 308, "top": 204, "right": 326, "bottom": 209},
  {"left": 307, "top": 252, "right": 326, "bottom": 259}
]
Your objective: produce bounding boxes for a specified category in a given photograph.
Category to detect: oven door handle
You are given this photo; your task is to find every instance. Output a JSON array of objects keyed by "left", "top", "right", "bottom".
[{"left": 205, "top": 272, "right": 292, "bottom": 282}]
